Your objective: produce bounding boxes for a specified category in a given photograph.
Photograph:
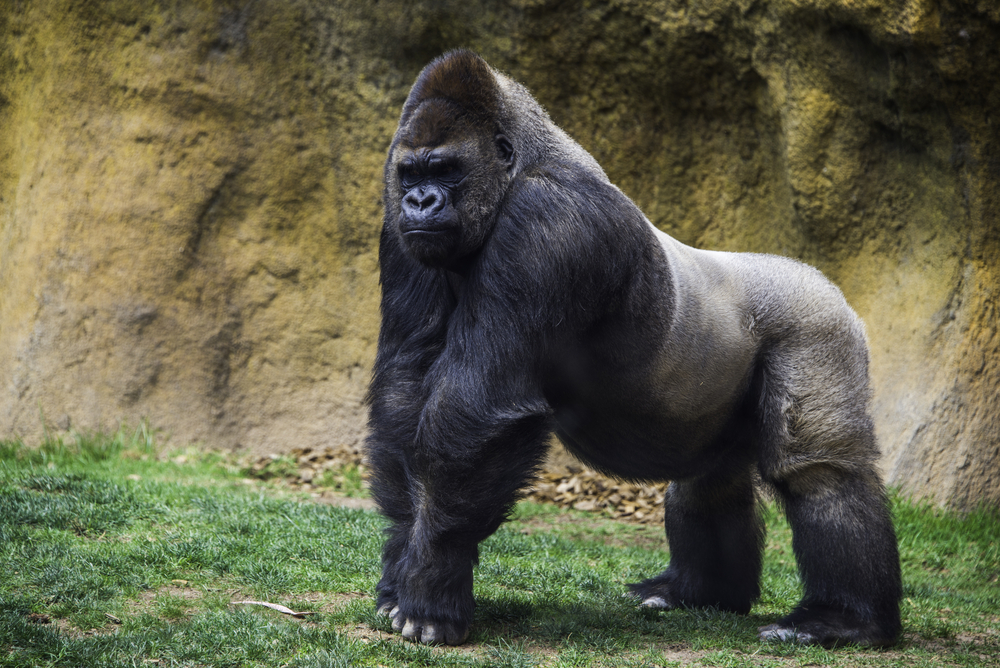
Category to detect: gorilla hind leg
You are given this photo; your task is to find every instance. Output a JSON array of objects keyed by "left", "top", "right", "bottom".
[
  {"left": 629, "top": 462, "right": 764, "bottom": 614},
  {"left": 760, "top": 465, "right": 902, "bottom": 647},
  {"left": 754, "top": 329, "right": 902, "bottom": 647}
]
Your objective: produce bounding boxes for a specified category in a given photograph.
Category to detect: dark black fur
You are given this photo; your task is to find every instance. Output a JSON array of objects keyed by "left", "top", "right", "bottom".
[{"left": 366, "top": 50, "right": 902, "bottom": 647}]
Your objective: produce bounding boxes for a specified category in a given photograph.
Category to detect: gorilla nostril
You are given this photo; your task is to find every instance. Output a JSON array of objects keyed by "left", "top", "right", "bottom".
[
  {"left": 403, "top": 188, "right": 443, "bottom": 214},
  {"left": 419, "top": 192, "right": 439, "bottom": 211}
]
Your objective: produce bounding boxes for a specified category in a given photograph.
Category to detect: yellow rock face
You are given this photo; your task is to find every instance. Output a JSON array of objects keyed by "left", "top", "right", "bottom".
[
  {"left": 1, "top": 0, "right": 997, "bottom": 507},
  {"left": 0, "top": 1, "right": 384, "bottom": 453}
]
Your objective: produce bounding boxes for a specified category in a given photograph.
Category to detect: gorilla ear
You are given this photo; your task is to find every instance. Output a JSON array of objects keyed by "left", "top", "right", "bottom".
[
  {"left": 496, "top": 134, "right": 515, "bottom": 167},
  {"left": 400, "top": 49, "right": 501, "bottom": 127}
]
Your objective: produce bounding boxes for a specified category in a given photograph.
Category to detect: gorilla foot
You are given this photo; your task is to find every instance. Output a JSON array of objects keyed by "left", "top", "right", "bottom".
[
  {"left": 377, "top": 603, "right": 470, "bottom": 645},
  {"left": 627, "top": 579, "right": 679, "bottom": 610},
  {"left": 627, "top": 576, "right": 754, "bottom": 614},
  {"left": 758, "top": 606, "right": 898, "bottom": 648}
]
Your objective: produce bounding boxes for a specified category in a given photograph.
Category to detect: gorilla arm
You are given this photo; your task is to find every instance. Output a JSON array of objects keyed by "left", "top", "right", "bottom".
[
  {"left": 367, "top": 250, "right": 556, "bottom": 645},
  {"left": 374, "top": 324, "right": 554, "bottom": 645}
]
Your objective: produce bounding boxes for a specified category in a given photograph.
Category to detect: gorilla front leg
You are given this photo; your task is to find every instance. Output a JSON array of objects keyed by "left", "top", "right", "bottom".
[{"left": 372, "top": 414, "right": 550, "bottom": 645}]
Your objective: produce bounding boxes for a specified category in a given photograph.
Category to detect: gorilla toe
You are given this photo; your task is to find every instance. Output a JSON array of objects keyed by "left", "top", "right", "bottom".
[
  {"left": 759, "top": 605, "right": 899, "bottom": 648},
  {"left": 758, "top": 622, "right": 821, "bottom": 645}
]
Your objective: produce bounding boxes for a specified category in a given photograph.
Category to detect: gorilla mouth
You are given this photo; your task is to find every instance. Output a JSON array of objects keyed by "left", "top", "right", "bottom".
[
  {"left": 399, "top": 219, "right": 457, "bottom": 238},
  {"left": 402, "top": 227, "right": 450, "bottom": 237}
]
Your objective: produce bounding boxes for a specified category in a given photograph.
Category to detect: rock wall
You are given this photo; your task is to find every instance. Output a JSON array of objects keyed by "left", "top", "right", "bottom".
[{"left": 1, "top": 0, "right": 997, "bottom": 507}]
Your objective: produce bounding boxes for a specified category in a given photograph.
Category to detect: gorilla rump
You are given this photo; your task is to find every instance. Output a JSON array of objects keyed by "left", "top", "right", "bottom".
[{"left": 366, "top": 50, "right": 901, "bottom": 648}]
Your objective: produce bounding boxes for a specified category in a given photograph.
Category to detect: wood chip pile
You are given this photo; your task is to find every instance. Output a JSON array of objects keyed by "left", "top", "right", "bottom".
[
  {"left": 529, "top": 465, "right": 667, "bottom": 524},
  {"left": 247, "top": 444, "right": 668, "bottom": 525},
  {"left": 247, "top": 445, "right": 365, "bottom": 483}
]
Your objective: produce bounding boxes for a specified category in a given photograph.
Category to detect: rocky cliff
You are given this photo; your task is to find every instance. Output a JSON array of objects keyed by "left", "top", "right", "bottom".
[{"left": 1, "top": 0, "right": 997, "bottom": 507}]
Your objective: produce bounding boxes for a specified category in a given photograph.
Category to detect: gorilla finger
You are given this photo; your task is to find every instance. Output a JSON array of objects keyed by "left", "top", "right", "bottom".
[
  {"left": 419, "top": 623, "right": 441, "bottom": 644},
  {"left": 401, "top": 618, "right": 421, "bottom": 640},
  {"left": 391, "top": 613, "right": 405, "bottom": 632}
]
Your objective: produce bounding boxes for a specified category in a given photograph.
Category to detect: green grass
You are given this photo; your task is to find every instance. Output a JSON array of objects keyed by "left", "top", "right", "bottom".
[{"left": 1, "top": 428, "right": 997, "bottom": 667}]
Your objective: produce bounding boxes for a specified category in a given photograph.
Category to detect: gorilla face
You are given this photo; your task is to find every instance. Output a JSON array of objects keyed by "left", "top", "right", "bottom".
[
  {"left": 387, "top": 100, "right": 515, "bottom": 269},
  {"left": 394, "top": 143, "right": 471, "bottom": 266}
]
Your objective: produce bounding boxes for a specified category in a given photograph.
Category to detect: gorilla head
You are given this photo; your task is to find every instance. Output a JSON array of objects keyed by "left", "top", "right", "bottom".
[
  {"left": 384, "top": 57, "right": 515, "bottom": 268},
  {"left": 366, "top": 50, "right": 901, "bottom": 649}
]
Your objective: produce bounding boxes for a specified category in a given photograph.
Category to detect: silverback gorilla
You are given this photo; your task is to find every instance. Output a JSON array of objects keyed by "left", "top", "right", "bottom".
[{"left": 366, "top": 50, "right": 901, "bottom": 648}]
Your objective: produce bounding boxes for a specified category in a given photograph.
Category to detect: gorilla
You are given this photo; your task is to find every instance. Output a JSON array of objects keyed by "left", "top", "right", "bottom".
[{"left": 366, "top": 50, "right": 901, "bottom": 648}]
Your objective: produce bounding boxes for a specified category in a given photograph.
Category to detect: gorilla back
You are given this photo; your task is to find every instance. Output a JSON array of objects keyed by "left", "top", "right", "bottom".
[{"left": 366, "top": 50, "right": 901, "bottom": 648}]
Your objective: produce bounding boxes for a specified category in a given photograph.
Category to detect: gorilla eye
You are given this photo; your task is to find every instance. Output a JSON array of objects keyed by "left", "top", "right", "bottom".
[
  {"left": 398, "top": 164, "right": 421, "bottom": 188},
  {"left": 429, "top": 159, "right": 463, "bottom": 184}
]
